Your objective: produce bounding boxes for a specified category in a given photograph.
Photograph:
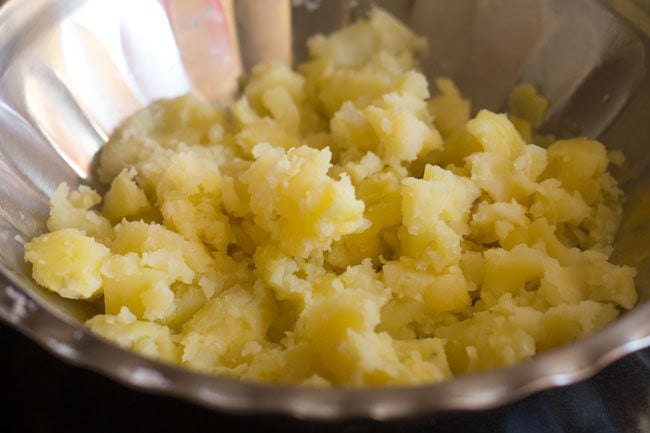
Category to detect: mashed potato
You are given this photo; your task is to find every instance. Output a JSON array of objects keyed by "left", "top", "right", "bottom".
[{"left": 24, "top": 9, "right": 636, "bottom": 386}]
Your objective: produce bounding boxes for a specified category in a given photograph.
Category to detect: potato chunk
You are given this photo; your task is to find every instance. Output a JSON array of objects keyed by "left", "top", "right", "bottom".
[
  {"left": 466, "top": 110, "right": 524, "bottom": 159},
  {"left": 87, "top": 307, "right": 180, "bottom": 362},
  {"left": 102, "top": 168, "right": 152, "bottom": 223},
  {"left": 25, "top": 228, "right": 110, "bottom": 299},
  {"left": 241, "top": 144, "right": 366, "bottom": 258},
  {"left": 47, "top": 183, "right": 113, "bottom": 245}
]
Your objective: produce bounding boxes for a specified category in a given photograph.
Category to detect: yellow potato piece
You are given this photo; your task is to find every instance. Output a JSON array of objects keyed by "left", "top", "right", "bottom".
[
  {"left": 87, "top": 307, "right": 180, "bottom": 363},
  {"left": 102, "top": 168, "right": 152, "bottom": 223},
  {"left": 25, "top": 228, "right": 110, "bottom": 300}
]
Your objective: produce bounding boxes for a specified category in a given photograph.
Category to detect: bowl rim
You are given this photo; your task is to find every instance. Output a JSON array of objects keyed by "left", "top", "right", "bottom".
[
  {"left": 2, "top": 272, "right": 650, "bottom": 421},
  {"left": 1, "top": 0, "right": 650, "bottom": 421}
]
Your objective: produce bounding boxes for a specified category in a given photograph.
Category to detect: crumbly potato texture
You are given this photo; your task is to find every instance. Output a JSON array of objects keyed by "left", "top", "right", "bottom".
[{"left": 24, "top": 9, "right": 636, "bottom": 386}]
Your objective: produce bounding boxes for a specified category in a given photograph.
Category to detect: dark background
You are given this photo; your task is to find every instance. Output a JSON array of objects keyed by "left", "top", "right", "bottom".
[{"left": 2, "top": 322, "right": 649, "bottom": 433}]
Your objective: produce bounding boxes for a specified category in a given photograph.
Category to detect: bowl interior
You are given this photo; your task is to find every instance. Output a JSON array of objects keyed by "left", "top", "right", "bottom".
[{"left": 0, "top": 0, "right": 649, "bottom": 342}]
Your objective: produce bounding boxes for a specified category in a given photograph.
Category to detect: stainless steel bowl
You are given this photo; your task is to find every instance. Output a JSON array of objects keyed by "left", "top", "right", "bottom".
[{"left": 1, "top": 0, "right": 650, "bottom": 421}]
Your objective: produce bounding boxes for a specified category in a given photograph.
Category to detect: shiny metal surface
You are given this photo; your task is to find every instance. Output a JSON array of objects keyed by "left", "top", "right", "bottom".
[{"left": 0, "top": 0, "right": 649, "bottom": 420}]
